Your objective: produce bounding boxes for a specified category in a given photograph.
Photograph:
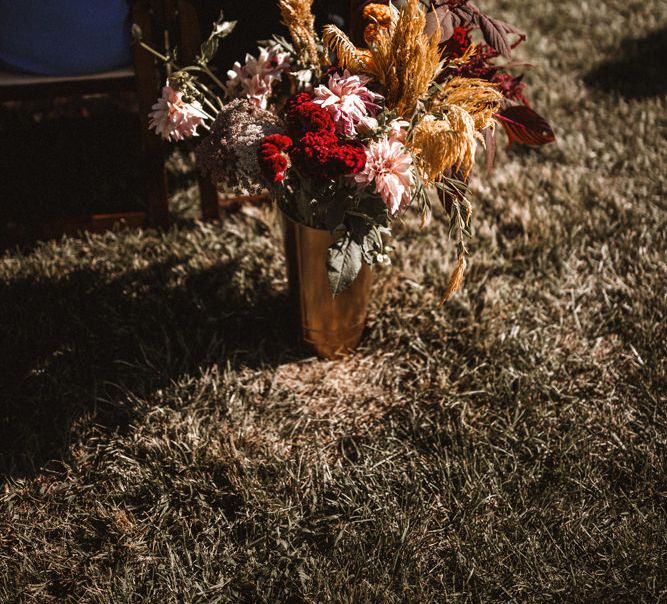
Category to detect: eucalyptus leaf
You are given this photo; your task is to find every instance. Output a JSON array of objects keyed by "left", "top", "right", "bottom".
[{"left": 327, "top": 236, "right": 363, "bottom": 296}]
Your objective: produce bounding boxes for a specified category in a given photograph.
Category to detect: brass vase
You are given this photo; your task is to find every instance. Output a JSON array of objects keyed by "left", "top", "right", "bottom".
[{"left": 281, "top": 211, "right": 373, "bottom": 359}]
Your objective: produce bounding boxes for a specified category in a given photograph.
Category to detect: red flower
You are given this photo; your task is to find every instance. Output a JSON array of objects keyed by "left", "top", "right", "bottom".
[
  {"left": 290, "top": 130, "right": 366, "bottom": 181},
  {"left": 285, "top": 92, "right": 314, "bottom": 113},
  {"left": 286, "top": 96, "right": 335, "bottom": 138},
  {"left": 491, "top": 72, "right": 529, "bottom": 105},
  {"left": 258, "top": 134, "right": 293, "bottom": 183},
  {"left": 328, "top": 141, "right": 367, "bottom": 175},
  {"left": 444, "top": 27, "right": 529, "bottom": 104},
  {"left": 290, "top": 130, "right": 337, "bottom": 180},
  {"left": 444, "top": 27, "right": 472, "bottom": 59}
]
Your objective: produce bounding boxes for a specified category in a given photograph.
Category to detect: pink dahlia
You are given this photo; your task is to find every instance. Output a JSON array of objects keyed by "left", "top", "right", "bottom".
[
  {"left": 312, "top": 70, "right": 382, "bottom": 137},
  {"left": 148, "top": 84, "right": 208, "bottom": 142},
  {"left": 355, "top": 136, "right": 414, "bottom": 215},
  {"left": 387, "top": 119, "right": 410, "bottom": 143},
  {"left": 226, "top": 44, "right": 291, "bottom": 109}
]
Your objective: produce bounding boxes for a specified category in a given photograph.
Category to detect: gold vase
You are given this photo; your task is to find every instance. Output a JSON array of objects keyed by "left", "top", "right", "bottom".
[{"left": 280, "top": 211, "right": 373, "bottom": 359}]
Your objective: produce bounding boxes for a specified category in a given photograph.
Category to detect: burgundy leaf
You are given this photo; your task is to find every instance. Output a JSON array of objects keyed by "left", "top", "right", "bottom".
[
  {"left": 432, "top": 0, "right": 470, "bottom": 8},
  {"left": 478, "top": 14, "right": 512, "bottom": 57},
  {"left": 495, "top": 18, "right": 524, "bottom": 36},
  {"left": 495, "top": 105, "right": 555, "bottom": 146},
  {"left": 426, "top": 8, "right": 455, "bottom": 41},
  {"left": 482, "top": 126, "right": 496, "bottom": 173},
  {"left": 450, "top": 4, "right": 477, "bottom": 27}
]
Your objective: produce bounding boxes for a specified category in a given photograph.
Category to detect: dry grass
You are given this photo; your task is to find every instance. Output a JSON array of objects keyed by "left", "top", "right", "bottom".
[
  {"left": 1, "top": 0, "right": 666, "bottom": 601},
  {"left": 368, "top": 0, "right": 442, "bottom": 116},
  {"left": 277, "top": 0, "right": 322, "bottom": 67},
  {"left": 411, "top": 106, "right": 478, "bottom": 181}
]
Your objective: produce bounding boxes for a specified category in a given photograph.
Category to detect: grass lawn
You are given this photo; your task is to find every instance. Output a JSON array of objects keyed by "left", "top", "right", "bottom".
[{"left": 1, "top": 0, "right": 666, "bottom": 601}]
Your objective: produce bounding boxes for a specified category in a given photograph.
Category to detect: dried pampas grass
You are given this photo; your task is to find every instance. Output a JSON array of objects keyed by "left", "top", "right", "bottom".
[
  {"left": 322, "top": 25, "right": 366, "bottom": 71},
  {"left": 410, "top": 106, "right": 477, "bottom": 182},
  {"left": 439, "top": 254, "right": 467, "bottom": 304},
  {"left": 321, "top": 0, "right": 441, "bottom": 114},
  {"left": 375, "top": 0, "right": 442, "bottom": 117},
  {"left": 277, "top": 0, "right": 323, "bottom": 67},
  {"left": 343, "top": 0, "right": 442, "bottom": 117},
  {"left": 435, "top": 77, "right": 503, "bottom": 131}
]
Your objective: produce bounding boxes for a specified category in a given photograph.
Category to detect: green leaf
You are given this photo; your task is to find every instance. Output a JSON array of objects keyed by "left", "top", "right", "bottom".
[
  {"left": 324, "top": 202, "right": 347, "bottom": 232},
  {"left": 327, "top": 236, "right": 363, "bottom": 296},
  {"left": 199, "top": 38, "right": 219, "bottom": 64},
  {"left": 346, "top": 214, "right": 370, "bottom": 245},
  {"left": 357, "top": 196, "right": 389, "bottom": 227},
  {"left": 361, "top": 230, "right": 381, "bottom": 264}
]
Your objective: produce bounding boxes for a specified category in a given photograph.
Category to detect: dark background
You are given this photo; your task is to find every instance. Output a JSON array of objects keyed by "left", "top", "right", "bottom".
[{"left": 207, "top": 0, "right": 352, "bottom": 65}]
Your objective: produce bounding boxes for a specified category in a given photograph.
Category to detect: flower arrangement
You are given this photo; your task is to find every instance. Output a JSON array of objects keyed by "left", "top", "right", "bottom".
[{"left": 138, "top": 0, "right": 553, "bottom": 297}]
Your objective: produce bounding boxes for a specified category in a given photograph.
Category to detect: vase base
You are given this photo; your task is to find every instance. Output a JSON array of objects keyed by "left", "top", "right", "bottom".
[
  {"left": 281, "top": 211, "right": 373, "bottom": 360},
  {"left": 303, "top": 323, "right": 366, "bottom": 359}
]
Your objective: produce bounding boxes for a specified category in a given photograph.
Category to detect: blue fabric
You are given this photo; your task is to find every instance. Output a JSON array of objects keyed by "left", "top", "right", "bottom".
[{"left": 0, "top": 1, "right": 132, "bottom": 76}]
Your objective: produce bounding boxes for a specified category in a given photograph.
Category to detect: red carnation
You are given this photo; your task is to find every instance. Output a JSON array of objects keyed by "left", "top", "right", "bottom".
[
  {"left": 258, "top": 134, "right": 293, "bottom": 183},
  {"left": 285, "top": 92, "right": 314, "bottom": 113},
  {"left": 286, "top": 100, "right": 335, "bottom": 138},
  {"left": 290, "top": 131, "right": 366, "bottom": 181}
]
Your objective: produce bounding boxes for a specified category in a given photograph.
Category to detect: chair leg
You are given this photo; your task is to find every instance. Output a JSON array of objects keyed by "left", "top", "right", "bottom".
[
  {"left": 140, "top": 129, "right": 170, "bottom": 228},
  {"left": 132, "top": 0, "right": 170, "bottom": 228},
  {"left": 198, "top": 174, "right": 220, "bottom": 221},
  {"left": 175, "top": 0, "right": 220, "bottom": 222}
]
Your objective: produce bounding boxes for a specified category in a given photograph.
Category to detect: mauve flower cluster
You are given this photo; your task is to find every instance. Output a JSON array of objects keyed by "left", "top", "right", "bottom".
[
  {"left": 225, "top": 44, "right": 291, "bottom": 110},
  {"left": 196, "top": 99, "right": 283, "bottom": 191},
  {"left": 148, "top": 84, "right": 208, "bottom": 142}
]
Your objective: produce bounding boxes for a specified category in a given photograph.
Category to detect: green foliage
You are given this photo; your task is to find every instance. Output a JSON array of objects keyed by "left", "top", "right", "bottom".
[
  {"left": 197, "top": 11, "right": 237, "bottom": 65},
  {"left": 327, "top": 235, "right": 363, "bottom": 295}
]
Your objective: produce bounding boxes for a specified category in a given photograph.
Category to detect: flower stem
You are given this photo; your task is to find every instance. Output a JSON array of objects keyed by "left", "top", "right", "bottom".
[
  {"left": 199, "top": 63, "right": 227, "bottom": 93},
  {"left": 138, "top": 41, "right": 171, "bottom": 64},
  {"left": 201, "top": 97, "right": 220, "bottom": 116},
  {"left": 196, "top": 80, "right": 225, "bottom": 111}
]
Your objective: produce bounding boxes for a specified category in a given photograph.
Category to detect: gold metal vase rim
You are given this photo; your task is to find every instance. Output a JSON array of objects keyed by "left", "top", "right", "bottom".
[{"left": 279, "top": 207, "right": 345, "bottom": 236}]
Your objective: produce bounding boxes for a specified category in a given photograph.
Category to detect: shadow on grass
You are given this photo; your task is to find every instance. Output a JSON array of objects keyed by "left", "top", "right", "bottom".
[
  {"left": 0, "top": 256, "right": 304, "bottom": 479},
  {"left": 584, "top": 27, "right": 667, "bottom": 99}
]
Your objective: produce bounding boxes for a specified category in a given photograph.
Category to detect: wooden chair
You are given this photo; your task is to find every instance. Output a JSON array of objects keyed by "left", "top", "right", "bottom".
[
  {"left": 0, "top": 0, "right": 206, "bottom": 243},
  {"left": 0, "top": 1, "right": 363, "bottom": 243}
]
